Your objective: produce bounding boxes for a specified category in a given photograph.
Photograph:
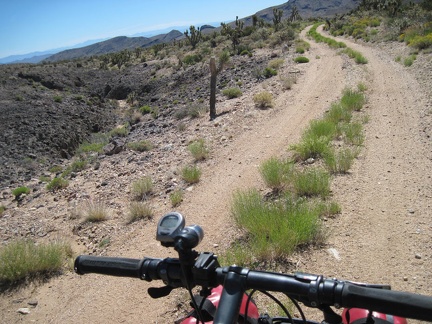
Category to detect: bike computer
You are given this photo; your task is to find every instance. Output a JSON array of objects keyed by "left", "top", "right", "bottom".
[{"left": 156, "top": 212, "right": 185, "bottom": 246}]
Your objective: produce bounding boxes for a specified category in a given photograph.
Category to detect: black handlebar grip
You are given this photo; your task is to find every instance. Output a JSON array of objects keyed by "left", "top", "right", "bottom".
[
  {"left": 74, "top": 255, "right": 144, "bottom": 278},
  {"left": 341, "top": 283, "right": 432, "bottom": 321}
]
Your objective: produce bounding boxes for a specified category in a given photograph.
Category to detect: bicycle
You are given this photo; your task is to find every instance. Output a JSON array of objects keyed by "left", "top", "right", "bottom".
[{"left": 74, "top": 212, "right": 432, "bottom": 323}]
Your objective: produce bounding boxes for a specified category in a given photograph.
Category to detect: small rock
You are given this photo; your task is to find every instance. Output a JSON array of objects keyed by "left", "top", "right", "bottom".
[
  {"left": 28, "top": 300, "right": 38, "bottom": 307},
  {"left": 415, "top": 253, "right": 422, "bottom": 259},
  {"left": 306, "top": 158, "right": 315, "bottom": 164},
  {"left": 17, "top": 308, "right": 30, "bottom": 315},
  {"left": 403, "top": 277, "right": 408, "bottom": 281}
]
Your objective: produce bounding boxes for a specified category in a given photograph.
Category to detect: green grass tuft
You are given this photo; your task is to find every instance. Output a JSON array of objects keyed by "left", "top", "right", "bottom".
[
  {"left": 0, "top": 240, "right": 71, "bottom": 285},
  {"left": 188, "top": 138, "right": 209, "bottom": 161},
  {"left": 128, "top": 202, "right": 153, "bottom": 223},
  {"left": 131, "top": 177, "right": 153, "bottom": 201},
  {"left": 181, "top": 165, "right": 201, "bottom": 184}
]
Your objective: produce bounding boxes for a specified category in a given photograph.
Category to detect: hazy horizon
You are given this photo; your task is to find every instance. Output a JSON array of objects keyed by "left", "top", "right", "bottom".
[{"left": 1, "top": 0, "right": 284, "bottom": 59}]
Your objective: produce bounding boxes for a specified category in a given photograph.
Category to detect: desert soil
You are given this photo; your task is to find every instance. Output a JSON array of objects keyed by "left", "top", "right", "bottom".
[{"left": 1, "top": 25, "right": 431, "bottom": 323}]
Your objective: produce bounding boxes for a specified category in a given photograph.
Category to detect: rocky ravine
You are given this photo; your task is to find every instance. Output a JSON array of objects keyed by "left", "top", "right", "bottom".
[{"left": 0, "top": 25, "right": 431, "bottom": 323}]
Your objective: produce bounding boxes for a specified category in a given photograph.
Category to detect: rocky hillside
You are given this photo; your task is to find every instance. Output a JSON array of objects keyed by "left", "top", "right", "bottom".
[
  {"left": 0, "top": 39, "right": 273, "bottom": 188},
  {"left": 45, "top": 30, "right": 183, "bottom": 62}
]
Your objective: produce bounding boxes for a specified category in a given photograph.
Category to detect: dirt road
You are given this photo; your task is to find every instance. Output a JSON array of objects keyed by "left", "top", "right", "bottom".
[{"left": 2, "top": 26, "right": 431, "bottom": 323}]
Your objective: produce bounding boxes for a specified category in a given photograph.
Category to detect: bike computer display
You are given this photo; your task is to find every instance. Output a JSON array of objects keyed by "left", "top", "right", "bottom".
[{"left": 156, "top": 212, "right": 185, "bottom": 246}]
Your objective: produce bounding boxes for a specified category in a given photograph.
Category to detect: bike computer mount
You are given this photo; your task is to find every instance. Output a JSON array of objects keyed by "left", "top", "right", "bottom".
[{"left": 156, "top": 212, "right": 185, "bottom": 247}]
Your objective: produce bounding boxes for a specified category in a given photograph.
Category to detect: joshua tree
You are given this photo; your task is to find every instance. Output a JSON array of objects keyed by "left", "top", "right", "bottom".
[
  {"left": 273, "top": 8, "right": 283, "bottom": 31},
  {"left": 209, "top": 51, "right": 230, "bottom": 120},
  {"left": 184, "top": 25, "right": 202, "bottom": 49},
  {"left": 289, "top": 5, "right": 302, "bottom": 22},
  {"left": 360, "top": 0, "right": 402, "bottom": 16},
  {"left": 221, "top": 16, "right": 244, "bottom": 52}
]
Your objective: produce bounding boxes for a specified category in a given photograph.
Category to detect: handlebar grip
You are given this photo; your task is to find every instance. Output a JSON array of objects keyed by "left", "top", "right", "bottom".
[
  {"left": 75, "top": 255, "right": 144, "bottom": 278},
  {"left": 342, "top": 283, "right": 432, "bottom": 321}
]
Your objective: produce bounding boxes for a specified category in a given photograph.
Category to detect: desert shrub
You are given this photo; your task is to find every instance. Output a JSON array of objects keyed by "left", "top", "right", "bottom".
[
  {"left": 46, "top": 177, "right": 69, "bottom": 191},
  {"left": 131, "top": 177, "right": 153, "bottom": 200},
  {"left": 304, "top": 119, "right": 337, "bottom": 140},
  {"left": 48, "top": 165, "right": 62, "bottom": 174},
  {"left": 83, "top": 200, "right": 110, "bottom": 222},
  {"left": 324, "top": 148, "right": 356, "bottom": 174},
  {"left": 292, "top": 168, "right": 330, "bottom": 198},
  {"left": 77, "top": 141, "right": 105, "bottom": 153},
  {"left": 71, "top": 159, "right": 88, "bottom": 172},
  {"left": 403, "top": 54, "right": 417, "bottom": 66},
  {"left": 268, "top": 58, "right": 284, "bottom": 70},
  {"left": 12, "top": 186, "right": 30, "bottom": 198},
  {"left": 263, "top": 67, "right": 277, "bottom": 78},
  {"left": 342, "top": 122, "right": 364, "bottom": 146},
  {"left": 188, "top": 138, "right": 209, "bottom": 161},
  {"left": 53, "top": 95, "right": 62, "bottom": 103},
  {"left": 0, "top": 240, "right": 71, "bottom": 285},
  {"left": 357, "top": 82, "right": 367, "bottom": 92},
  {"left": 260, "top": 158, "right": 294, "bottom": 192},
  {"left": 231, "top": 189, "right": 323, "bottom": 261},
  {"left": 295, "top": 39, "right": 311, "bottom": 52},
  {"left": 317, "top": 200, "right": 342, "bottom": 217},
  {"left": 170, "top": 189, "right": 184, "bottom": 207},
  {"left": 409, "top": 34, "right": 432, "bottom": 50},
  {"left": 181, "top": 165, "right": 201, "bottom": 184},
  {"left": 127, "top": 140, "right": 153, "bottom": 152},
  {"left": 222, "top": 88, "right": 243, "bottom": 99},
  {"left": 253, "top": 91, "right": 273, "bottom": 109},
  {"left": 340, "top": 88, "right": 366, "bottom": 111},
  {"left": 325, "top": 102, "right": 352, "bottom": 124},
  {"left": 188, "top": 105, "right": 207, "bottom": 118},
  {"left": 342, "top": 48, "right": 368, "bottom": 64},
  {"left": 279, "top": 75, "right": 297, "bottom": 90},
  {"left": 77, "top": 133, "right": 110, "bottom": 154},
  {"left": 294, "top": 56, "right": 309, "bottom": 63},
  {"left": 290, "top": 134, "right": 331, "bottom": 161},
  {"left": 296, "top": 47, "right": 305, "bottom": 54},
  {"left": 175, "top": 105, "right": 207, "bottom": 119},
  {"left": 139, "top": 105, "right": 152, "bottom": 114},
  {"left": 183, "top": 54, "right": 202, "bottom": 65},
  {"left": 128, "top": 202, "right": 153, "bottom": 223},
  {"left": 109, "top": 123, "right": 129, "bottom": 137}
]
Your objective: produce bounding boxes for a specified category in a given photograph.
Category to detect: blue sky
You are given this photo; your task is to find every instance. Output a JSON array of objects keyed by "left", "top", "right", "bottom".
[{"left": 0, "top": 0, "right": 285, "bottom": 58}]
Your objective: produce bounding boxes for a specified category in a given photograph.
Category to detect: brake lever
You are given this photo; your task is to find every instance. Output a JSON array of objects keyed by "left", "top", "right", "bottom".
[{"left": 148, "top": 285, "right": 173, "bottom": 298}]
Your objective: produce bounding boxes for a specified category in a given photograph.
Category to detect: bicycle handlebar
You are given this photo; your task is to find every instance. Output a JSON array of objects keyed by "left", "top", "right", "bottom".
[{"left": 74, "top": 254, "right": 432, "bottom": 322}]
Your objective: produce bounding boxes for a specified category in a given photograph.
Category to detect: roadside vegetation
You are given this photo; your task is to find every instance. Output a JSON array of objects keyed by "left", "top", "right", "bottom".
[
  {"left": 225, "top": 84, "right": 367, "bottom": 266},
  {"left": 0, "top": 240, "right": 72, "bottom": 286}
]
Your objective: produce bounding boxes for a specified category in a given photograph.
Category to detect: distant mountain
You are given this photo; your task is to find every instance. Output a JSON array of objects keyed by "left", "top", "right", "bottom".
[
  {"left": 0, "top": 38, "right": 107, "bottom": 64},
  {"left": 45, "top": 30, "right": 183, "bottom": 62}
]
